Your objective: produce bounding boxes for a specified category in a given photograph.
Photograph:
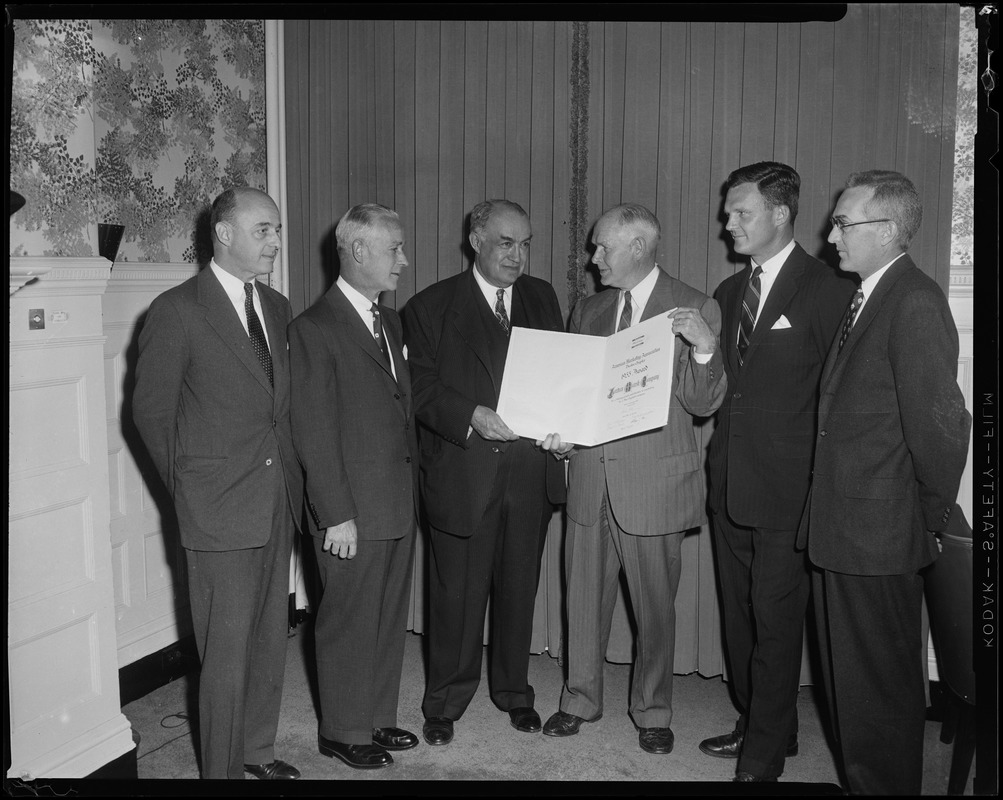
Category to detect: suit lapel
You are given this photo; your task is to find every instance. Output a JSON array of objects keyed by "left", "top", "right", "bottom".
[
  {"left": 198, "top": 268, "right": 274, "bottom": 396},
  {"left": 820, "top": 255, "right": 913, "bottom": 391},
  {"left": 448, "top": 270, "right": 498, "bottom": 392},
  {"left": 324, "top": 284, "right": 398, "bottom": 383},
  {"left": 640, "top": 269, "right": 677, "bottom": 321},
  {"left": 587, "top": 289, "right": 619, "bottom": 336},
  {"left": 744, "top": 245, "right": 804, "bottom": 363}
]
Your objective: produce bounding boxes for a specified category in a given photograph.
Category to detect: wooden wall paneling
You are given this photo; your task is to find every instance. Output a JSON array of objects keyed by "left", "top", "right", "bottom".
[
  {"left": 656, "top": 24, "right": 689, "bottom": 283},
  {"left": 413, "top": 21, "right": 441, "bottom": 290},
  {"left": 529, "top": 21, "right": 557, "bottom": 288},
  {"left": 437, "top": 21, "right": 467, "bottom": 287},
  {"left": 795, "top": 20, "right": 836, "bottom": 262},
  {"left": 462, "top": 21, "right": 489, "bottom": 262},
  {"left": 393, "top": 20, "right": 417, "bottom": 304},
  {"left": 599, "top": 22, "right": 627, "bottom": 215},
  {"left": 682, "top": 23, "right": 721, "bottom": 294},
  {"left": 548, "top": 21, "right": 573, "bottom": 314},
  {"left": 506, "top": 21, "right": 533, "bottom": 210},
  {"left": 583, "top": 21, "right": 606, "bottom": 295},
  {"left": 374, "top": 20, "right": 400, "bottom": 305},
  {"left": 485, "top": 21, "right": 508, "bottom": 203},
  {"left": 706, "top": 23, "right": 746, "bottom": 295},
  {"left": 930, "top": 5, "right": 961, "bottom": 291},
  {"left": 621, "top": 21, "right": 661, "bottom": 216},
  {"left": 320, "top": 21, "right": 351, "bottom": 300},
  {"left": 347, "top": 20, "right": 376, "bottom": 207},
  {"left": 283, "top": 22, "right": 312, "bottom": 315},
  {"left": 873, "top": 5, "right": 905, "bottom": 171},
  {"left": 739, "top": 23, "right": 780, "bottom": 168},
  {"left": 773, "top": 25, "right": 802, "bottom": 171}
]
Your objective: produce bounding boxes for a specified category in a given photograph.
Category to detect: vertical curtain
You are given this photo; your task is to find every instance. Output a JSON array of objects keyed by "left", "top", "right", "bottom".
[{"left": 283, "top": 6, "right": 959, "bottom": 678}]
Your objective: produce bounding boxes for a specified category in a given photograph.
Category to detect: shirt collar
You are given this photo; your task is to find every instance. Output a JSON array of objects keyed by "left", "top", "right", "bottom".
[
  {"left": 624, "top": 264, "right": 660, "bottom": 311},
  {"left": 472, "top": 264, "right": 512, "bottom": 308},
  {"left": 860, "top": 253, "right": 906, "bottom": 300},
  {"left": 210, "top": 258, "right": 254, "bottom": 301},
  {"left": 336, "top": 275, "right": 379, "bottom": 316},
  {"left": 752, "top": 238, "right": 797, "bottom": 277}
]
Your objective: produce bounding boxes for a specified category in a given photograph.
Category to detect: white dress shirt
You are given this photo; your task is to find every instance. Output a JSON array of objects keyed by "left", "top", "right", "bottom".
[
  {"left": 337, "top": 276, "right": 397, "bottom": 379},
  {"left": 210, "top": 260, "right": 271, "bottom": 349},
  {"left": 855, "top": 253, "right": 906, "bottom": 324},
  {"left": 472, "top": 265, "right": 512, "bottom": 322}
]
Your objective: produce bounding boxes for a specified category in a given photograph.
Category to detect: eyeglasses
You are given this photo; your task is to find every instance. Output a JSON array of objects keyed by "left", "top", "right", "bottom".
[{"left": 829, "top": 217, "right": 893, "bottom": 232}]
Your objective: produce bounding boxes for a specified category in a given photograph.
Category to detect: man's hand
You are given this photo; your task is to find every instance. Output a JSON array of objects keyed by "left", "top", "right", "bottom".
[
  {"left": 471, "top": 405, "right": 519, "bottom": 441},
  {"left": 535, "top": 432, "right": 575, "bottom": 459},
  {"left": 667, "top": 307, "right": 716, "bottom": 354},
  {"left": 322, "top": 520, "right": 358, "bottom": 559}
]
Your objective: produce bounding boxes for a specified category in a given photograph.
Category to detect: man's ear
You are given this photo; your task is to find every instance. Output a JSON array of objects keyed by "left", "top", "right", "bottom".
[
  {"left": 352, "top": 238, "right": 366, "bottom": 264},
  {"left": 468, "top": 231, "right": 482, "bottom": 255},
  {"left": 773, "top": 204, "right": 791, "bottom": 227},
  {"left": 214, "top": 221, "right": 231, "bottom": 248},
  {"left": 630, "top": 235, "right": 646, "bottom": 259}
]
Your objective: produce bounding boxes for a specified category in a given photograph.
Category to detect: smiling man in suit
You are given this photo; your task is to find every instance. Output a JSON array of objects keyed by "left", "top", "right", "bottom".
[
  {"left": 402, "top": 199, "right": 568, "bottom": 746},
  {"left": 289, "top": 203, "right": 419, "bottom": 770},
  {"left": 801, "top": 171, "right": 971, "bottom": 795},
  {"left": 701, "top": 162, "right": 855, "bottom": 782},
  {"left": 133, "top": 186, "right": 303, "bottom": 780},
  {"left": 542, "top": 203, "right": 726, "bottom": 756}
]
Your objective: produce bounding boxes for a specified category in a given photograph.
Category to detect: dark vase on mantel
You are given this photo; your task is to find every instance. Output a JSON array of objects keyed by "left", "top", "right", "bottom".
[{"left": 98, "top": 223, "right": 126, "bottom": 265}]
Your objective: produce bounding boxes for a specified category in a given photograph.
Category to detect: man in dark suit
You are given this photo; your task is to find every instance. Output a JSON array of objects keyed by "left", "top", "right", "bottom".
[
  {"left": 288, "top": 204, "right": 419, "bottom": 770},
  {"left": 402, "top": 199, "right": 567, "bottom": 746},
  {"left": 801, "top": 170, "right": 971, "bottom": 795},
  {"left": 700, "top": 162, "right": 855, "bottom": 782},
  {"left": 133, "top": 187, "right": 302, "bottom": 780},
  {"left": 541, "top": 203, "right": 726, "bottom": 755}
]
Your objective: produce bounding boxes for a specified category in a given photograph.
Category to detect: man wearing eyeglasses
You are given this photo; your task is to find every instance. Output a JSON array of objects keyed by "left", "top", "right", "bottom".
[
  {"left": 702, "top": 162, "right": 855, "bottom": 782},
  {"left": 799, "top": 170, "right": 971, "bottom": 795}
]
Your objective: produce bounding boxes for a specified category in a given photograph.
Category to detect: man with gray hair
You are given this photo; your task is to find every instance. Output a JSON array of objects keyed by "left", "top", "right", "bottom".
[
  {"left": 800, "top": 171, "right": 971, "bottom": 794},
  {"left": 542, "top": 203, "right": 726, "bottom": 755},
  {"left": 289, "top": 203, "right": 420, "bottom": 770},
  {"left": 403, "top": 199, "right": 568, "bottom": 746}
]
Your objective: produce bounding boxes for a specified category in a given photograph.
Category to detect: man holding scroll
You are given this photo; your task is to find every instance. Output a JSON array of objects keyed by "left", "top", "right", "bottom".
[{"left": 542, "top": 203, "right": 726, "bottom": 755}]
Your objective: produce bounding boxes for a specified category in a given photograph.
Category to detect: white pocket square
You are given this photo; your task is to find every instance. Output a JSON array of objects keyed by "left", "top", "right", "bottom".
[
  {"left": 402, "top": 344, "right": 408, "bottom": 360},
  {"left": 772, "top": 315, "right": 792, "bottom": 330}
]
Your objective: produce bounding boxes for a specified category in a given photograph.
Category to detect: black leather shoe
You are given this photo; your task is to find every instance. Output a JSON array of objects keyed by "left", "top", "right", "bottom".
[
  {"left": 422, "top": 716, "right": 454, "bottom": 746},
  {"left": 318, "top": 735, "right": 393, "bottom": 769},
  {"left": 508, "top": 707, "right": 542, "bottom": 733},
  {"left": 373, "top": 727, "right": 419, "bottom": 751},
  {"left": 698, "top": 729, "right": 799, "bottom": 759},
  {"left": 734, "top": 771, "right": 778, "bottom": 782},
  {"left": 542, "top": 710, "right": 602, "bottom": 737},
  {"left": 243, "top": 759, "right": 301, "bottom": 780},
  {"left": 638, "top": 727, "right": 674, "bottom": 754}
]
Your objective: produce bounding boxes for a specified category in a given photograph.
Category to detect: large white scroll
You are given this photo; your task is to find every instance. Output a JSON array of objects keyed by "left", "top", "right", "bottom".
[{"left": 496, "top": 313, "right": 676, "bottom": 446}]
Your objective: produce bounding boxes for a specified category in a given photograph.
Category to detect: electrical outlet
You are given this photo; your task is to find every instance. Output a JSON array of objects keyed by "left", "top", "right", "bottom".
[{"left": 29, "top": 309, "right": 45, "bottom": 330}]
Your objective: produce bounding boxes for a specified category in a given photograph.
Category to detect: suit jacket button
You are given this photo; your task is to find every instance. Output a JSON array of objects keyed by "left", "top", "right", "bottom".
[
  {"left": 395, "top": 393, "right": 401, "bottom": 400},
  {"left": 734, "top": 392, "right": 741, "bottom": 400},
  {"left": 819, "top": 430, "right": 827, "bottom": 437},
  {"left": 492, "top": 447, "right": 500, "bottom": 454},
  {"left": 265, "top": 458, "right": 273, "bottom": 466},
  {"left": 599, "top": 456, "right": 605, "bottom": 463},
  {"left": 405, "top": 456, "right": 412, "bottom": 463}
]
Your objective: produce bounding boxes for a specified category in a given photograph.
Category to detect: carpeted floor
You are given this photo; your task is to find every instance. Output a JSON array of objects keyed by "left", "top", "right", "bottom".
[{"left": 119, "top": 621, "right": 974, "bottom": 793}]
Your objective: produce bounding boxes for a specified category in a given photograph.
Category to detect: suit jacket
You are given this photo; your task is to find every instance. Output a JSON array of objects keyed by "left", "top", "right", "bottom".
[
  {"left": 567, "top": 269, "right": 727, "bottom": 536},
  {"left": 802, "top": 256, "right": 971, "bottom": 576},
  {"left": 133, "top": 266, "right": 303, "bottom": 551},
  {"left": 708, "top": 243, "right": 856, "bottom": 530},
  {"left": 288, "top": 283, "right": 418, "bottom": 541},
  {"left": 402, "top": 269, "right": 567, "bottom": 537}
]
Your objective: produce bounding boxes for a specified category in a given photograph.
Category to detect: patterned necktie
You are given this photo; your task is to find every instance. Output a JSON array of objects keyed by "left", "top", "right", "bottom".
[
  {"left": 737, "top": 265, "right": 762, "bottom": 366},
  {"left": 617, "top": 290, "right": 632, "bottom": 332},
  {"left": 495, "top": 288, "right": 511, "bottom": 335},
  {"left": 244, "top": 282, "right": 273, "bottom": 385},
  {"left": 371, "top": 303, "right": 392, "bottom": 366},
  {"left": 838, "top": 288, "right": 864, "bottom": 352}
]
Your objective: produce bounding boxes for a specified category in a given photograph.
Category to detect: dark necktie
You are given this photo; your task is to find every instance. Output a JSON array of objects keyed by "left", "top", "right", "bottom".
[
  {"left": 737, "top": 265, "right": 762, "bottom": 366},
  {"left": 244, "top": 282, "right": 273, "bottom": 385},
  {"left": 371, "top": 303, "right": 392, "bottom": 367},
  {"left": 617, "top": 290, "right": 632, "bottom": 332},
  {"left": 495, "top": 288, "right": 510, "bottom": 335},
  {"left": 838, "top": 288, "right": 864, "bottom": 352}
]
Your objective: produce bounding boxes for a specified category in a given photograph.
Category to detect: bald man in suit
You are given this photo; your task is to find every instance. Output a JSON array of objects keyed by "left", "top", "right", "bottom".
[
  {"left": 133, "top": 187, "right": 302, "bottom": 780},
  {"left": 542, "top": 203, "right": 726, "bottom": 755}
]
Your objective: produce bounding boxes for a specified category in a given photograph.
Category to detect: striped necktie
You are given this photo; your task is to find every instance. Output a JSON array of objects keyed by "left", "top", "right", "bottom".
[
  {"left": 494, "top": 289, "right": 511, "bottom": 335},
  {"left": 737, "top": 266, "right": 762, "bottom": 366},
  {"left": 617, "top": 290, "right": 632, "bottom": 332},
  {"left": 371, "top": 303, "right": 392, "bottom": 366},
  {"left": 838, "top": 288, "right": 864, "bottom": 352}
]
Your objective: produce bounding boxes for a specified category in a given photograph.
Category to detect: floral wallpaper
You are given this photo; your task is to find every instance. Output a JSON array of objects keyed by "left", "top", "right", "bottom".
[
  {"left": 9, "top": 19, "right": 267, "bottom": 262},
  {"left": 950, "top": 6, "right": 976, "bottom": 267}
]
